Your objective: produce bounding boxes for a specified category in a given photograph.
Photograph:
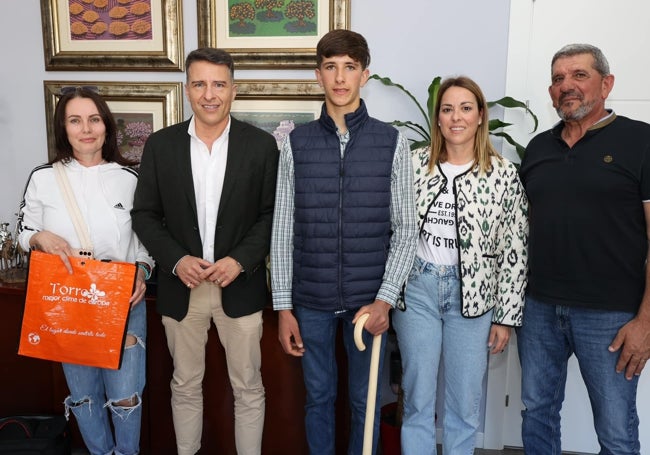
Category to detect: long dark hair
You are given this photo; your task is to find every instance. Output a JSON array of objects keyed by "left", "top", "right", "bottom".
[{"left": 51, "top": 87, "right": 136, "bottom": 166}]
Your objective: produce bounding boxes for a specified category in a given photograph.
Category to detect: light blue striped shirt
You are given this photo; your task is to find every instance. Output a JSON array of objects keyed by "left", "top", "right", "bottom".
[{"left": 270, "top": 128, "right": 418, "bottom": 311}]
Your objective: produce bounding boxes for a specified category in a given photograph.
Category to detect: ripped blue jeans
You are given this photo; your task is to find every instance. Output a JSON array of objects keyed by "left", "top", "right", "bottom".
[{"left": 63, "top": 300, "right": 146, "bottom": 455}]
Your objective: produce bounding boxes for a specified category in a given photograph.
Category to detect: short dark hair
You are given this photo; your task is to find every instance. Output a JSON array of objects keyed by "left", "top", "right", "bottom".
[
  {"left": 316, "top": 29, "right": 370, "bottom": 69},
  {"left": 551, "top": 43, "right": 610, "bottom": 77},
  {"left": 185, "top": 48, "right": 235, "bottom": 81},
  {"left": 51, "top": 87, "right": 134, "bottom": 166}
]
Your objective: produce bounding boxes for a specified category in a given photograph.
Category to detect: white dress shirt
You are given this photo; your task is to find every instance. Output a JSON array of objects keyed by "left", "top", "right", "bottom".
[{"left": 187, "top": 115, "right": 230, "bottom": 263}]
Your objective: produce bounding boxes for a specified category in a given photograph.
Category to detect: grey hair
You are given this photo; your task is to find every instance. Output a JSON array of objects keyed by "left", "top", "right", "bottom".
[{"left": 551, "top": 43, "right": 610, "bottom": 77}]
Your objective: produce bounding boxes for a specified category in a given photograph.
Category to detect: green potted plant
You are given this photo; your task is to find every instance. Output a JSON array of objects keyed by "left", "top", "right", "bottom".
[{"left": 369, "top": 74, "right": 538, "bottom": 160}]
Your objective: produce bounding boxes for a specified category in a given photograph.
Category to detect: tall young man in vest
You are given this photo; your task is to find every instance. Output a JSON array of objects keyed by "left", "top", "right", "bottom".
[{"left": 270, "top": 29, "right": 418, "bottom": 454}]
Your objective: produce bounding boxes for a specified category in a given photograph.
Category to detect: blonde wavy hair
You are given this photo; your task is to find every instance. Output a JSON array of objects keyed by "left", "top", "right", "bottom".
[{"left": 428, "top": 76, "right": 502, "bottom": 174}]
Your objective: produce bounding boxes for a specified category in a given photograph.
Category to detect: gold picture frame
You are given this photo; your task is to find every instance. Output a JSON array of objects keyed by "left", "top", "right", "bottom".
[
  {"left": 44, "top": 81, "right": 184, "bottom": 162},
  {"left": 232, "top": 80, "right": 324, "bottom": 146},
  {"left": 41, "top": 0, "right": 184, "bottom": 71},
  {"left": 235, "top": 79, "right": 324, "bottom": 100},
  {"left": 197, "top": 0, "right": 350, "bottom": 68}
]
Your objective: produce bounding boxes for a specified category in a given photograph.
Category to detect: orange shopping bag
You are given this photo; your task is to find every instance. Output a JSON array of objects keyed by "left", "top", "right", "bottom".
[{"left": 18, "top": 250, "right": 136, "bottom": 369}]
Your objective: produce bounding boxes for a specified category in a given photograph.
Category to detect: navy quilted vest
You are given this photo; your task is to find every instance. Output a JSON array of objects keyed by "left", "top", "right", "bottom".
[{"left": 290, "top": 101, "right": 398, "bottom": 311}]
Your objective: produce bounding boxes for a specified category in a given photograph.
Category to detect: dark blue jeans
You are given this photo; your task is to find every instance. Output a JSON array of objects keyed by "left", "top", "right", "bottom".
[
  {"left": 294, "top": 305, "right": 387, "bottom": 455},
  {"left": 516, "top": 296, "right": 640, "bottom": 455}
]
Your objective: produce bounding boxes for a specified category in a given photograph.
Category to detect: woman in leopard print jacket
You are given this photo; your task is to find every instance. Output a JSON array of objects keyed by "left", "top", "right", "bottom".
[{"left": 392, "top": 76, "right": 529, "bottom": 454}]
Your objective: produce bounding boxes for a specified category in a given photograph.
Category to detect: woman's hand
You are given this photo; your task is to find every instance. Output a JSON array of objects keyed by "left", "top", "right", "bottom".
[
  {"left": 129, "top": 268, "right": 147, "bottom": 305},
  {"left": 30, "top": 231, "right": 74, "bottom": 273},
  {"left": 488, "top": 324, "right": 511, "bottom": 354}
]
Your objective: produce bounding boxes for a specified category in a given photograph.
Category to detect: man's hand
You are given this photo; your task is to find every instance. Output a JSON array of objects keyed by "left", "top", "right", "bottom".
[
  {"left": 352, "top": 299, "right": 392, "bottom": 336},
  {"left": 199, "top": 256, "right": 243, "bottom": 288},
  {"left": 176, "top": 255, "right": 213, "bottom": 288},
  {"left": 609, "top": 316, "right": 650, "bottom": 379},
  {"left": 278, "top": 310, "right": 304, "bottom": 357}
]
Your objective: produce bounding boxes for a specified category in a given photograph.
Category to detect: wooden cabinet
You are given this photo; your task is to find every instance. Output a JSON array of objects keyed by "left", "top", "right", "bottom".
[{"left": 0, "top": 285, "right": 351, "bottom": 454}]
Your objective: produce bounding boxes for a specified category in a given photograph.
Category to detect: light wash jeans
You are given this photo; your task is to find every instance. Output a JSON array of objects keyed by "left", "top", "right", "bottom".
[
  {"left": 63, "top": 300, "right": 146, "bottom": 455},
  {"left": 517, "top": 296, "right": 640, "bottom": 455},
  {"left": 393, "top": 257, "right": 492, "bottom": 455},
  {"left": 294, "top": 305, "right": 387, "bottom": 455}
]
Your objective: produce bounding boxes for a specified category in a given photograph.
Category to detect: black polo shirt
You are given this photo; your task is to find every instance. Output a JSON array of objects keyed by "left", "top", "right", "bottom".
[{"left": 520, "top": 113, "right": 650, "bottom": 312}]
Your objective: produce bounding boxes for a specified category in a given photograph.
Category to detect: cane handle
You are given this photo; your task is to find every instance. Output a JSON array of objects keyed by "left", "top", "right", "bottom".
[{"left": 354, "top": 313, "right": 370, "bottom": 351}]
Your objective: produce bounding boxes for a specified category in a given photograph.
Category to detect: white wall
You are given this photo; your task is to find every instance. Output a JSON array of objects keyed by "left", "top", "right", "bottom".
[{"left": 0, "top": 0, "right": 511, "bottom": 225}]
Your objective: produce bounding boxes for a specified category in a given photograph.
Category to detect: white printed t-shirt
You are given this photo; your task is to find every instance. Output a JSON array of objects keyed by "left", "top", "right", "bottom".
[{"left": 417, "top": 160, "right": 472, "bottom": 265}]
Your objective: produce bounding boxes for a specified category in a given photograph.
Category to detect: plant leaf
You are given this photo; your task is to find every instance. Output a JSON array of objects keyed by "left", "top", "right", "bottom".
[
  {"left": 390, "top": 120, "right": 430, "bottom": 142},
  {"left": 488, "top": 96, "right": 539, "bottom": 133},
  {"left": 488, "top": 119, "right": 513, "bottom": 131},
  {"left": 491, "top": 131, "right": 526, "bottom": 161},
  {"left": 425, "top": 77, "right": 441, "bottom": 129},
  {"left": 369, "top": 74, "right": 430, "bottom": 132}
]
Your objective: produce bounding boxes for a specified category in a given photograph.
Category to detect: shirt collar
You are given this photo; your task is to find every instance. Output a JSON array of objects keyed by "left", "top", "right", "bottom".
[
  {"left": 551, "top": 109, "right": 616, "bottom": 137},
  {"left": 318, "top": 99, "right": 369, "bottom": 134},
  {"left": 187, "top": 115, "right": 232, "bottom": 143}
]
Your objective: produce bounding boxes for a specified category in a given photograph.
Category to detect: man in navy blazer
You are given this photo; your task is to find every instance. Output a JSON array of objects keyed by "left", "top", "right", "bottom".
[{"left": 132, "top": 48, "right": 278, "bottom": 455}]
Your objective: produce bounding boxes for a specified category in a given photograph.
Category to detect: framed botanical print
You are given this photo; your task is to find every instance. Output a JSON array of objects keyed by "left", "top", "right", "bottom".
[
  {"left": 233, "top": 80, "right": 324, "bottom": 146},
  {"left": 197, "top": 0, "right": 350, "bottom": 68}
]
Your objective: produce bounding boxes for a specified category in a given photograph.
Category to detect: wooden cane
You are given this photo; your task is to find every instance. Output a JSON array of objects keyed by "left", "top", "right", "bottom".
[{"left": 354, "top": 313, "right": 382, "bottom": 455}]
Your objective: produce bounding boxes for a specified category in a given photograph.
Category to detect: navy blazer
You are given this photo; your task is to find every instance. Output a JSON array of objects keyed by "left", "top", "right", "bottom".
[{"left": 132, "top": 117, "right": 279, "bottom": 321}]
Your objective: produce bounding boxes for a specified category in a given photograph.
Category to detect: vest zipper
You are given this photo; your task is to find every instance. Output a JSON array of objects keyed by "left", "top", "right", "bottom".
[{"left": 338, "top": 151, "right": 345, "bottom": 311}]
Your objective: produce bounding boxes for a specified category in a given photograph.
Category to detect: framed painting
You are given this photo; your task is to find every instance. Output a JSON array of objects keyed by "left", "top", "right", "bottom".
[
  {"left": 197, "top": 0, "right": 350, "bottom": 68},
  {"left": 44, "top": 81, "right": 184, "bottom": 162},
  {"left": 41, "top": 0, "right": 184, "bottom": 71},
  {"left": 233, "top": 80, "right": 324, "bottom": 146}
]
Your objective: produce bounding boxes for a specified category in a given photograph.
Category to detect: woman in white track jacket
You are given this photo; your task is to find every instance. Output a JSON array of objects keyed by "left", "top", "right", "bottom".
[{"left": 17, "top": 87, "right": 153, "bottom": 455}]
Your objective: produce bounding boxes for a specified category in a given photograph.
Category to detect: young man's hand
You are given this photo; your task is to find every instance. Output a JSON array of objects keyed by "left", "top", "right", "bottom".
[
  {"left": 352, "top": 299, "right": 392, "bottom": 336},
  {"left": 278, "top": 310, "right": 305, "bottom": 356}
]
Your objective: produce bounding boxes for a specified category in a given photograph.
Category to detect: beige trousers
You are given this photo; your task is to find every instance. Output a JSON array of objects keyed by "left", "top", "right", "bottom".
[{"left": 162, "top": 282, "right": 265, "bottom": 455}]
